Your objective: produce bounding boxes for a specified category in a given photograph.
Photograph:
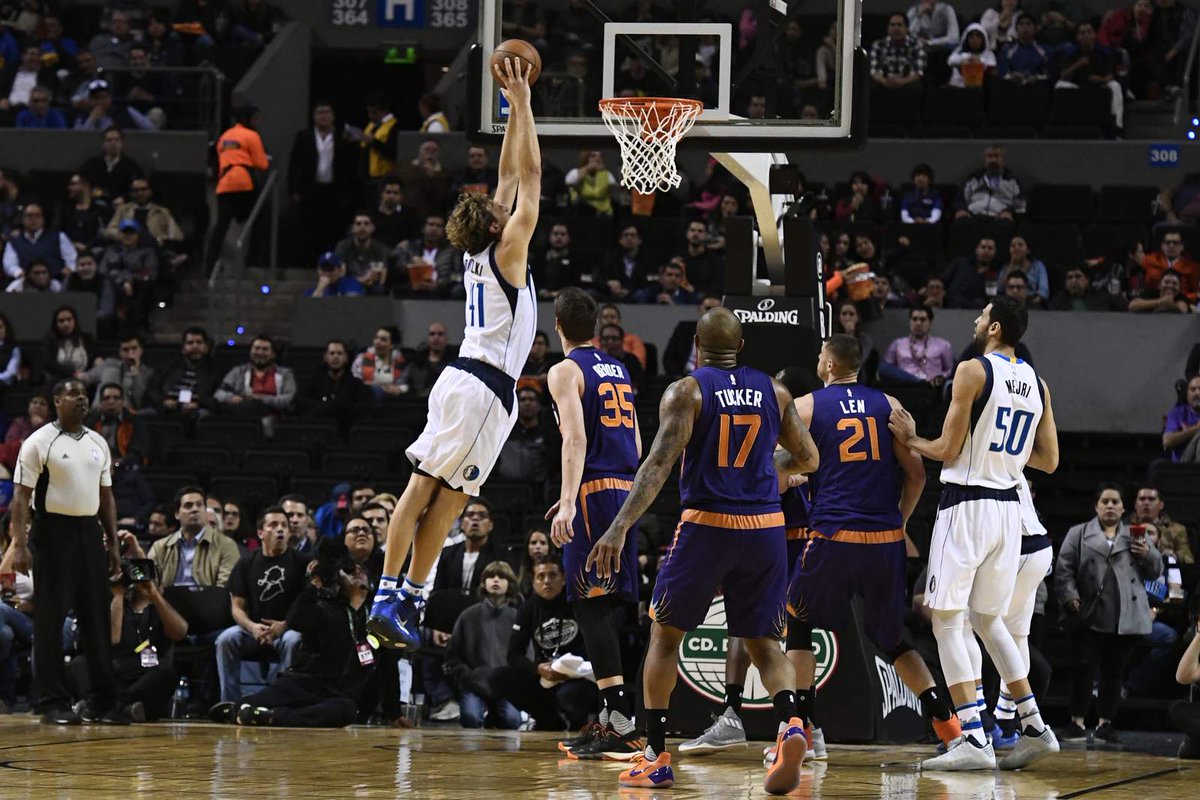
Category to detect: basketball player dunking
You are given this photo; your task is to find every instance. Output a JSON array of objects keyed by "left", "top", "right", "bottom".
[
  {"left": 889, "top": 296, "right": 1060, "bottom": 771},
  {"left": 546, "top": 288, "right": 645, "bottom": 761},
  {"left": 781, "top": 335, "right": 963, "bottom": 758},
  {"left": 367, "top": 59, "right": 539, "bottom": 649},
  {"left": 587, "top": 308, "right": 819, "bottom": 794}
]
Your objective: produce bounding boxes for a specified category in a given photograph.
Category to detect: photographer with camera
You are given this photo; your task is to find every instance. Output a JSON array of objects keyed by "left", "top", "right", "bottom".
[
  {"left": 210, "top": 537, "right": 372, "bottom": 727},
  {"left": 71, "top": 530, "right": 188, "bottom": 721},
  {"left": 1172, "top": 592, "right": 1200, "bottom": 759}
]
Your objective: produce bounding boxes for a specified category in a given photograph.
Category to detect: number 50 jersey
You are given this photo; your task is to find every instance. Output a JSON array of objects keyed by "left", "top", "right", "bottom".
[
  {"left": 558, "top": 346, "right": 640, "bottom": 481},
  {"left": 941, "top": 353, "right": 1043, "bottom": 490}
]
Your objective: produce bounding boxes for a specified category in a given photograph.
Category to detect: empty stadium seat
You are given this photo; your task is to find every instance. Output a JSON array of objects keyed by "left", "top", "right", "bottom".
[
  {"left": 1015, "top": 223, "right": 1082, "bottom": 269},
  {"left": 1049, "top": 87, "right": 1111, "bottom": 130},
  {"left": 268, "top": 419, "right": 339, "bottom": 451},
  {"left": 195, "top": 420, "right": 262, "bottom": 455},
  {"left": 321, "top": 451, "right": 389, "bottom": 479},
  {"left": 986, "top": 82, "right": 1051, "bottom": 127},
  {"left": 869, "top": 86, "right": 921, "bottom": 126},
  {"left": 242, "top": 448, "right": 313, "bottom": 474},
  {"left": 210, "top": 474, "right": 281, "bottom": 506},
  {"left": 1027, "top": 184, "right": 1094, "bottom": 224},
  {"left": 144, "top": 419, "right": 187, "bottom": 466},
  {"left": 922, "top": 87, "right": 986, "bottom": 128},
  {"left": 1096, "top": 185, "right": 1160, "bottom": 225},
  {"left": 165, "top": 445, "right": 234, "bottom": 471},
  {"left": 1081, "top": 223, "right": 1146, "bottom": 259},
  {"left": 947, "top": 218, "right": 1014, "bottom": 258},
  {"left": 142, "top": 469, "right": 201, "bottom": 503}
]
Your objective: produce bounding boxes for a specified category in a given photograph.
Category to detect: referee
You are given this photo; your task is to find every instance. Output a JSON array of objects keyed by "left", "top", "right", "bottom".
[{"left": 8, "top": 378, "right": 123, "bottom": 725}]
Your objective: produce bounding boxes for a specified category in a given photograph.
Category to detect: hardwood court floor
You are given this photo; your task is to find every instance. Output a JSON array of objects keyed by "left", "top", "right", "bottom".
[{"left": 0, "top": 715, "right": 1193, "bottom": 799}]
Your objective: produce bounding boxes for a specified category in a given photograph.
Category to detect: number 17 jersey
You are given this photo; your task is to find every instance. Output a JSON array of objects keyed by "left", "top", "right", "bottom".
[
  {"left": 941, "top": 353, "right": 1043, "bottom": 490},
  {"left": 680, "top": 366, "right": 780, "bottom": 515}
]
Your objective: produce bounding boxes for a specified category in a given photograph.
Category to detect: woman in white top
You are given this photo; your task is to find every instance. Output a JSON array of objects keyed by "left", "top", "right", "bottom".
[{"left": 980, "top": 0, "right": 1021, "bottom": 50}]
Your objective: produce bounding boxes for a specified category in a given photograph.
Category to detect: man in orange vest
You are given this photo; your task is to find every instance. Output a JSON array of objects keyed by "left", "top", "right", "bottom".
[{"left": 207, "top": 104, "right": 270, "bottom": 270}]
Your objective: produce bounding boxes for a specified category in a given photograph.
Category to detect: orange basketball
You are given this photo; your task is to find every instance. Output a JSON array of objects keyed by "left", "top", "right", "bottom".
[{"left": 491, "top": 39, "right": 541, "bottom": 87}]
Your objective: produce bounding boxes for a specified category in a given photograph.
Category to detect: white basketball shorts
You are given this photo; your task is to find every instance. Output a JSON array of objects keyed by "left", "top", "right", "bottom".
[
  {"left": 924, "top": 486, "right": 1021, "bottom": 616},
  {"left": 1003, "top": 542, "right": 1053, "bottom": 636},
  {"left": 405, "top": 360, "right": 517, "bottom": 497}
]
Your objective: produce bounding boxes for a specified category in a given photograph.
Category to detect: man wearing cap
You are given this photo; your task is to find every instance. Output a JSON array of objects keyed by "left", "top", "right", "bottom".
[
  {"left": 208, "top": 104, "right": 270, "bottom": 271},
  {"left": 100, "top": 219, "right": 158, "bottom": 333},
  {"left": 73, "top": 79, "right": 153, "bottom": 131},
  {"left": 307, "top": 252, "right": 365, "bottom": 297}
]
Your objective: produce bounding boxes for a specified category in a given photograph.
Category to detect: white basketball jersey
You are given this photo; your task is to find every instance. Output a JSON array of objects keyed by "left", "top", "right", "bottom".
[
  {"left": 1015, "top": 473, "right": 1047, "bottom": 537},
  {"left": 459, "top": 244, "right": 537, "bottom": 381},
  {"left": 941, "top": 352, "right": 1043, "bottom": 490}
]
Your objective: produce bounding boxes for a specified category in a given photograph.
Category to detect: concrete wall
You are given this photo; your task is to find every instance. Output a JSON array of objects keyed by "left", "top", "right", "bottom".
[
  {"left": 234, "top": 22, "right": 313, "bottom": 190},
  {"left": 291, "top": 298, "right": 1197, "bottom": 434},
  {"left": 0, "top": 130, "right": 207, "bottom": 174},
  {"left": 0, "top": 293, "right": 98, "bottom": 337},
  {"left": 394, "top": 132, "right": 1193, "bottom": 193}
]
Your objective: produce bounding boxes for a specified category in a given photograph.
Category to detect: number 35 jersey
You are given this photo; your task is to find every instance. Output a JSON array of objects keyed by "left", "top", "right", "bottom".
[
  {"left": 558, "top": 347, "right": 640, "bottom": 481},
  {"left": 680, "top": 366, "right": 780, "bottom": 515},
  {"left": 942, "top": 353, "right": 1043, "bottom": 491},
  {"left": 808, "top": 384, "right": 902, "bottom": 536}
]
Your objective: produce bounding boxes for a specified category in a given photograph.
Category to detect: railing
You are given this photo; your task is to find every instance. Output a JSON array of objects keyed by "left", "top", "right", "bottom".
[
  {"left": 1175, "top": 16, "right": 1200, "bottom": 126},
  {"left": 95, "top": 65, "right": 225, "bottom": 141},
  {"left": 208, "top": 170, "right": 281, "bottom": 343}
]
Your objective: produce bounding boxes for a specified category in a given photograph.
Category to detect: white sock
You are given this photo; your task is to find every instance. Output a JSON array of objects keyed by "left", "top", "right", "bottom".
[
  {"left": 995, "top": 688, "right": 1016, "bottom": 721},
  {"left": 956, "top": 702, "right": 987, "bottom": 746},
  {"left": 974, "top": 683, "right": 987, "bottom": 717},
  {"left": 1015, "top": 693, "right": 1044, "bottom": 733}
]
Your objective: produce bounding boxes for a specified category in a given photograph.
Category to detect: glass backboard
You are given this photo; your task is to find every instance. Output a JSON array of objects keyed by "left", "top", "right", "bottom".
[{"left": 469, "top": 0, "right": 865, "bottom": 151}]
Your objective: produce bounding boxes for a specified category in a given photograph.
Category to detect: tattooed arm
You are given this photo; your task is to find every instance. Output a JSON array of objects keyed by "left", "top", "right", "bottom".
[
  {"left": 586, "top": 377, "right": 700, "bottom": 578},
  {"left": 773, "top": 378, "right": 819, "bottom": 479}
]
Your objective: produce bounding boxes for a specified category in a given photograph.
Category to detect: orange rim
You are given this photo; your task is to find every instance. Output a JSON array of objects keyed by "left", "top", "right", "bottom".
[{"left": 599, "top": 96, "right": 703, "bottom": 119}]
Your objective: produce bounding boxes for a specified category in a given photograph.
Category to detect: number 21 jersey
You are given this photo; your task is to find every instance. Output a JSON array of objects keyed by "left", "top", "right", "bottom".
[
  {"left": 680, "top": 366, "right": 780, "bottom": 515},
  {"left": 941, "top": 353, "right": 1043, "bottom": 490}
]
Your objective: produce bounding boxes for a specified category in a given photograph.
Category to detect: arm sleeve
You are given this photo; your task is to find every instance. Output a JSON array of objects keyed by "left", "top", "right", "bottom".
[
  {"left": 13, "top": 435, "right": 44, "bottom": 488},
  {"left": 0, "top": 346, "right": 20, "bottom": 385},
  {"left": 506, "top": 601, "right": 537, "bottom": 676},
  {"left": 213, "top": 367, "right": 239, "bottom": 404},
  {"left": 932, "top": 6, "right": 959, "bottom": 49},
  {"left": 59, "top": 234, "right": 77, "bottom": 270},
  {"left": 1054, "top": 526, "right": 1082, "bottom": 603}
]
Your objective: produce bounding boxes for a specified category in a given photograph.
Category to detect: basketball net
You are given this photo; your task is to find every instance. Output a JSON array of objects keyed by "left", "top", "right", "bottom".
[{"left": 599, "top": 97, "right": 703, "bottom": 195}]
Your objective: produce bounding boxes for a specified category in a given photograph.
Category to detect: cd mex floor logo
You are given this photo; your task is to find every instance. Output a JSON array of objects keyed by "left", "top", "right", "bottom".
[{"left": 677, "top": 597, "right": 838, "bottom": 710}]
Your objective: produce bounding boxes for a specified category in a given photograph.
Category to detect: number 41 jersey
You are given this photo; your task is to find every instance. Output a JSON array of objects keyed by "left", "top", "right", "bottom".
[
  {"left": 941, "top": 352, "right": 1043, "bottom": 490},
  {"left": 680, "top": 366, "right": 780, "bottom": 515}
]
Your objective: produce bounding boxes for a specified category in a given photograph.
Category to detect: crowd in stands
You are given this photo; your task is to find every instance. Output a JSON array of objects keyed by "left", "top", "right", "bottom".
[{"left": 0, "top": 3, "right": 281, "bottom": 132}]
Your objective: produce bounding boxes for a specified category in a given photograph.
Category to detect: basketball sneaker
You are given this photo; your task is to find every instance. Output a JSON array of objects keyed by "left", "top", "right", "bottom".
[
  {"left": 921, "top": 736, "right": 996, "bottom": 771},
  {"left": 236, "top": 704, "right": 274, "bottom": 727},
  {"left": 763, "top": 717, "right": 807, "bottom": 795},
  {"left": 998, "top": 726, "right": 1059, "bottom": 771},
  {"left": 558, "top": 722, "right": 603, "bottom": 753},
  {"left": 991, "top": 724, "right": 1021, "bottom": 750},
  {"left": 366, "top": 594, "right": 421, "bottom": 650},
  {"left": 570, "top": 727, "right": 644, "bottom": 761},
  {"left": 932, "top": 716, "right": 964, "bottom": 748},
  {"left": 619, "top": 749, "right": 674, "bottom": 789},
  {"left": 764, "top": 724, "right": 825, "bottom": 764},
  {"left": 678, "top": 707, "right": 747, "bottom": 754}
]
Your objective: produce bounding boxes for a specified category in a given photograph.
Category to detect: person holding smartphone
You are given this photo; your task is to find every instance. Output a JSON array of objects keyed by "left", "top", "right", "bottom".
[{"left": 1055, "top": 483, "right": 1163, "bottom": 744}]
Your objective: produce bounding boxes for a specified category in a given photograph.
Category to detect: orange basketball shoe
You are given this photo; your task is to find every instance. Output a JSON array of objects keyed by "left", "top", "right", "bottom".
[
  {"left": 763, "top": 717, "right": 807, "bottom": 795},
  {"left": 619, "top": 750, "right": 674, "bottom": 789}
]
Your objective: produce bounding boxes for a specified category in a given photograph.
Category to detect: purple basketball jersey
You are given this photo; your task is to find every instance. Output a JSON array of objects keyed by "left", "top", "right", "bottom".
[
  {"left": 807, "top": 384, "right": 903, "bottom": 536},
  {"left": 558, "top": 346, "right": 639, "bottom": 481},
  {"left": 680, "top": 365, "right": 781, "bottom": 515}
]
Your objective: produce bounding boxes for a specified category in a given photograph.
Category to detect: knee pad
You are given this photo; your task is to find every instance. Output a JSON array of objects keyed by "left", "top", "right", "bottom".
[
  {"left": 969, "top": 610, "right": 1026, "bottom": 685},
  {"left": 786, "top": 619, "right": 813, "bottom": 652}
]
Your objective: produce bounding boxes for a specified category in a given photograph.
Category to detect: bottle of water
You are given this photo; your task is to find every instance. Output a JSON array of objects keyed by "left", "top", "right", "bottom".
[{"left": 170, "top": 677, "right": 190, "bottom": 719}]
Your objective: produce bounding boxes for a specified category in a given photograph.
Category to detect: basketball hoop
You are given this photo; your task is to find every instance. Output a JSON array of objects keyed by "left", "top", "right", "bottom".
[{"left": 599, "top": 97, "right": 703, "bottom": 195}]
